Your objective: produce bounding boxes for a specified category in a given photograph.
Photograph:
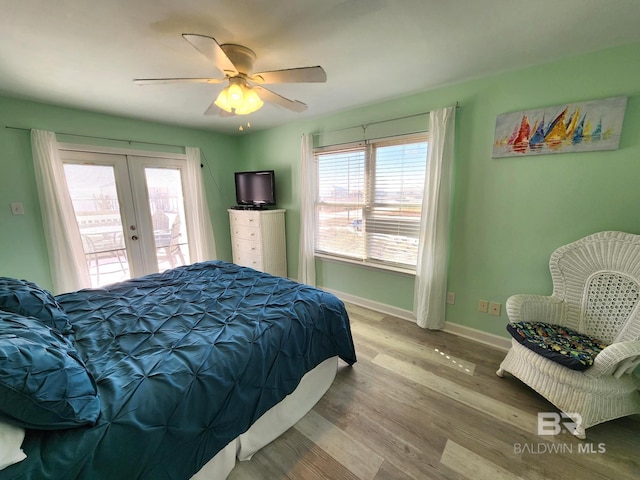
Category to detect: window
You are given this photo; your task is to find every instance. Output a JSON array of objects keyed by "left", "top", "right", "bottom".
[{"left": 315, "top": 134, "right": 428, "bottom": 271}]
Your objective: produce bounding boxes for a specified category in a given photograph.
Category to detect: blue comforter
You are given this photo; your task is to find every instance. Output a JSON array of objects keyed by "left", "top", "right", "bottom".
[{"left": 3, "top": 261, "right": 356, "bottom": 479}]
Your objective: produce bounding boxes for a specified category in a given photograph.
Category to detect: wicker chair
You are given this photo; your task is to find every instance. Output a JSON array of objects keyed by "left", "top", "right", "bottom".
[{"left": 496, "top": 231, "right": 640, "bottom": 439}]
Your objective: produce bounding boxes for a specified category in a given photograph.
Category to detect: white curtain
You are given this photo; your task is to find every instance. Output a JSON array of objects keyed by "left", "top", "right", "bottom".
[
  {"left": 31, "top": 130, "right": 91, "bottom": 294},
  {"left": 414, "top": 106, "right": 456, "bottom": 329},
  {"left": 185, "top": 147, "right": 217, "bottom": 262},
  {"left": 298, "top": 134, "right": 316, "bottom": 286}
]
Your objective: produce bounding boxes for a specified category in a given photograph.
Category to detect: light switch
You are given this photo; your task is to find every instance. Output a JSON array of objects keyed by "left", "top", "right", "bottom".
[{"left": 10, "top": 202, "right": 24, "bottom": 216}]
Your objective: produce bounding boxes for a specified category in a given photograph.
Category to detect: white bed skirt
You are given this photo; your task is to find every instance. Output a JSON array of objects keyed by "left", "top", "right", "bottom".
[{"left": 191, "top": 355, "right": 339, "bottom": 479}]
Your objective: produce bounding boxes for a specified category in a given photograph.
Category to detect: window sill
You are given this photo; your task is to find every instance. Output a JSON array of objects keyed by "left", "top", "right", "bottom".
[{"left": 314, "top": 253, "right": 416, "bottom": 276}]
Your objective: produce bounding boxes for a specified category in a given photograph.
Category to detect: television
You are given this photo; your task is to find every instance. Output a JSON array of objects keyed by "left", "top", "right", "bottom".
[{"left": 234, "top": 170, "right": 276, "bottom": 208}]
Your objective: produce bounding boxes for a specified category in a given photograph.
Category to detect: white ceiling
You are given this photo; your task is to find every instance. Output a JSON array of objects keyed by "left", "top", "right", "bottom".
[{"left": 3, "top": 0, "right": 640, "bottom": 134}]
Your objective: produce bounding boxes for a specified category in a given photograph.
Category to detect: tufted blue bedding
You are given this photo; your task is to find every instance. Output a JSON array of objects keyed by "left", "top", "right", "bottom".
[{"left": 1, "top": 261, "right": 356, "bottom": 479}]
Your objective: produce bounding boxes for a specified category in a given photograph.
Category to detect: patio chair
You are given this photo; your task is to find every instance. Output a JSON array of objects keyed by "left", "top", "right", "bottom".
[
  {"left": 496, "top": 231, "right": 640, "bottom": 439},
  {"left": 157, "top": 215, "right": 185, "bottom": 269},
  {"left": 81, "top": 230, "right": 128, "bottom": 285}
]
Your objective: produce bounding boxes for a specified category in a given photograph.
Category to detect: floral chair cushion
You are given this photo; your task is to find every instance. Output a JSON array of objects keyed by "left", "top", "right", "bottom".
[{"left": 506, "top": 321, "right": 608, "bottom": 371}]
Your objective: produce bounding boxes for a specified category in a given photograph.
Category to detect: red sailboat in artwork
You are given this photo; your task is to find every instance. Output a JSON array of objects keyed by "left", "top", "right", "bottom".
[{"left": 508, "top": 114, "right": 531, "bottom": 153}]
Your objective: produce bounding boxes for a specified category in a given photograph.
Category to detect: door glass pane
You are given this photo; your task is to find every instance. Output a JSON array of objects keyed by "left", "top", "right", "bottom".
[
  {"left": 145, "top": 167, "right": 190, "bottom": 271},
  {"left": 64, "top": 164, "right": 130, "bottom": 287}
]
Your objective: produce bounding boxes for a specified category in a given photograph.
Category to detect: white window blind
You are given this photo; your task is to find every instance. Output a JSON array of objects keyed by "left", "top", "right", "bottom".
[
  {"left": 315, "top": 135, "right": 428, "bottom": 270},
  {"left": 316, "top": 146, "right": 366, "bottom": 260}
]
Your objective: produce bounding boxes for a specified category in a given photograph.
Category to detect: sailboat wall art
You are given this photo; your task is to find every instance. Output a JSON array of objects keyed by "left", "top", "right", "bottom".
[{"left": 492, "top": 96, "right": 627, "bottom": 158}]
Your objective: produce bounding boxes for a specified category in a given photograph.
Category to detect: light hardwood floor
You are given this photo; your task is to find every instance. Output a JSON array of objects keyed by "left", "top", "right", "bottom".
[{"left": 228, "top": 303, "right": 640, "bottom": 480}]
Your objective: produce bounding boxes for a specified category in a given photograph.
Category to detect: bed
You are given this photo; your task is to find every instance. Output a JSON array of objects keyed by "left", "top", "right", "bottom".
[{"left": 0, "top": 260, "right": 357, "bottom": 479}]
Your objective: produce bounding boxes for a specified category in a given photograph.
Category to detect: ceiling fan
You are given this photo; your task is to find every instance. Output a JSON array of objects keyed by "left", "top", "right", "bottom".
[{"left": 134, "top": 34, "right": 327, "bottom": 116}]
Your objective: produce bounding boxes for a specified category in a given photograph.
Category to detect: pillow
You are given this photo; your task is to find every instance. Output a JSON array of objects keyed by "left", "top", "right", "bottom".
[
  {"left": 507, "top": 321, "right": 608, "bottom": 371},
  {"left": 0, "top": 420, "right": 26, "bottom": 470},
  {"left": 0, "top": 311, "right": 100, "bottom": 429},
  {"left": 0, "top": 277, "right": 73, "bottom": 334}
]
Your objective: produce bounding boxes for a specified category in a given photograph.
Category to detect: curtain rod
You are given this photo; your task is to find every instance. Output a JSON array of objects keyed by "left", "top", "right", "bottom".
[
  {"left": 4, "top": 125, "right": 185, "bottom": 150},
  {"left": 311, "top": 101, "right": 459, "bottom": 137}
]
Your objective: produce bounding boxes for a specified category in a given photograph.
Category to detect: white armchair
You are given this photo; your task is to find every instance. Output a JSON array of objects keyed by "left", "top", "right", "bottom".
[{"left": 496, "top": 231, "right": 640, "bottom": 439}]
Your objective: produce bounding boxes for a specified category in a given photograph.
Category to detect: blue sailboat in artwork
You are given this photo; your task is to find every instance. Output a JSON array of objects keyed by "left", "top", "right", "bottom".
[
  {"left": 592, "top": 119, "right": 602, "bottom": 142},
  {"left": 529, "top": 116, "right": 546, "bottom": 151},
  {"left": 572, "top": 114, "right": 586, "bottom": 145}
]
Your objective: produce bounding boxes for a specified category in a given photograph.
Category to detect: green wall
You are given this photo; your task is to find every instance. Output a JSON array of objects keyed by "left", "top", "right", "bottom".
[
  {"left": 239, "top": 42, "right": 640, "bottom": 338},
  {"left": 0, "top": 96, "right": 239, "bottom": 291},
  {"left": 2, "top": 41, "right": 639, "bottom": 340}
]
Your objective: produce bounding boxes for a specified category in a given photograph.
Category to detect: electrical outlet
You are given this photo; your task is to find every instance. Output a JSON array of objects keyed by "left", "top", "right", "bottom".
[
  {"left": 489, "top": 302, "right": 501, "bottom": 316},
  {"left": 478, "top": 300, "right": 489, "bottom": 313},
  {"left": 446, "top": 292, "right": 456, "bottom": 305}
]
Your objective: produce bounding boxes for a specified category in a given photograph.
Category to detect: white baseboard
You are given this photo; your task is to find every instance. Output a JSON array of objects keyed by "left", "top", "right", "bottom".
[
  {"left": 322, "top": 287, "right": 511, "bottom": 352},
  {"left": 321, "top": 287, "right": 416, "bottom": 322},
  {"left": 441, "top": 322, "right": 511, "bottom": 352}
]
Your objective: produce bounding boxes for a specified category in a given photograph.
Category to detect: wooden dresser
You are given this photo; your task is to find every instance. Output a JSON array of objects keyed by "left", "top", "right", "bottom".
[{"left": 228, "top": 208, "right": 287, "bottom": 277}]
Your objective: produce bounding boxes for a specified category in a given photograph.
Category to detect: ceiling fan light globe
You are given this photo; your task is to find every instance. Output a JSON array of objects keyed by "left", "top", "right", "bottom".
[
  {"left": 245, "top": 89, "right": 264, "bottom": 112},
  {"left": 231, "top": 87, "right": 264, "bottom": 115},
  {"left": 214, "top": 87, "right": 233, "bottom": 113},
  {"left": 227, "top": 83, "right": 244, "bottom": 108}
]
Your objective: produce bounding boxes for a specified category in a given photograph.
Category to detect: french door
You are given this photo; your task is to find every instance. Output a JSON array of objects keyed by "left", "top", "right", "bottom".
[{"left": 60, "top": 149, "right": 191, "bottom": 287}]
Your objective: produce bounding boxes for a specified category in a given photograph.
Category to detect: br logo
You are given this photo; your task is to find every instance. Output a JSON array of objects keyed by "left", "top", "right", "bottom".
[{"left": 537, "top": 412, "right": 582, "bottom": 435}]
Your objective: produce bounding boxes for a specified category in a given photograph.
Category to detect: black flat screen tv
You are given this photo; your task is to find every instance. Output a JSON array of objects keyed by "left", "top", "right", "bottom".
[{"left": 234, "top": 170, "right": 276, "bottom": 208}]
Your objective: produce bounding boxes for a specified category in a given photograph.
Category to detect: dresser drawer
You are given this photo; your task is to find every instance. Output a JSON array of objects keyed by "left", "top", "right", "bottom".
[
  {"left": 230, "top": 225, "right": 261, "bottom": 242},
  {"left": 233, "top": 250, "right": 264, "bottom": 270},
  {"left": 229, "top": 211, "right": 260, "bottom": 228},
  {"left": 232, "top": 238, "right": 263, "bottom": 256}
]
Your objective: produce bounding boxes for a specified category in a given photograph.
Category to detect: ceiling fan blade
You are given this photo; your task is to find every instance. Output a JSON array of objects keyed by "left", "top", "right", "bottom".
[
  {"left": 182, "top": 33, "right": 238, "bottom": 75},
  {"left": 134, "top": 77, "right": 225, "bottom": 85},
  {"left": 204, "top": 101, "right": 235, "bottom": 117},
  {"left": 253, "top": 86, "right": 307, "bottom": 112},
  {"left": 251, "top": 66, "right": 326, "bottom": 84}
]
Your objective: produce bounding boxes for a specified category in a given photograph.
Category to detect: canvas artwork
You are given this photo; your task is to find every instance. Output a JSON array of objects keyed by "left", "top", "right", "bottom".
[{"left": 492, "top": 96, "right": 627, "bottom": 158}]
